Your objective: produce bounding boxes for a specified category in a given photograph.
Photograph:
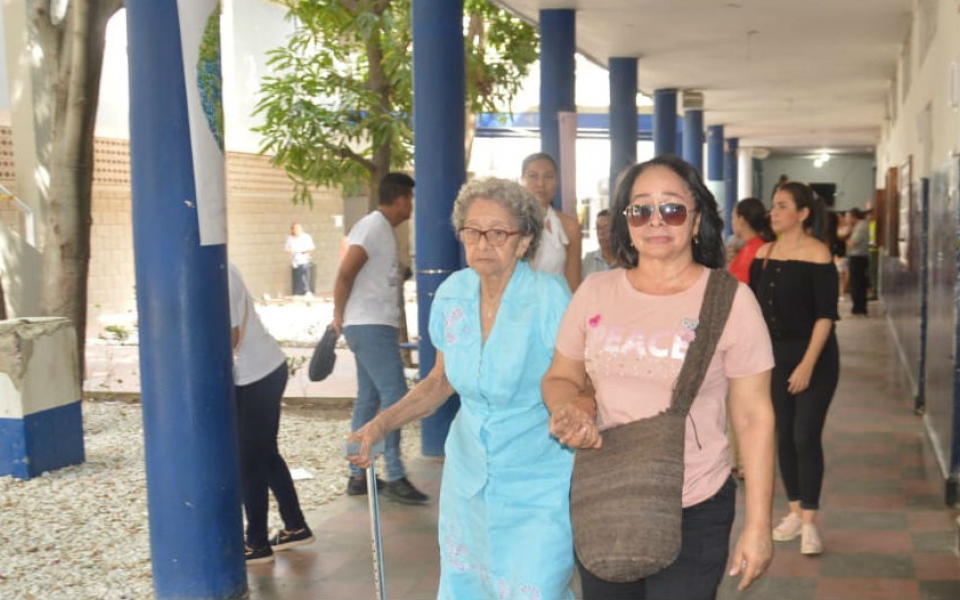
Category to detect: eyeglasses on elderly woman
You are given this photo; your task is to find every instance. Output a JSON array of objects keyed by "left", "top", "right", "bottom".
[
  {"left": 623, "top": 202, "right": 697, "bottom": 228},
  {"left": 457, "top": 227, "right": 523, "bottom": 246}
]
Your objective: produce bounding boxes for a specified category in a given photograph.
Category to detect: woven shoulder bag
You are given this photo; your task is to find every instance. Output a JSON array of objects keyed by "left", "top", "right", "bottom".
[{"left": 570, "top": 268, "right": 739, "bottom": 583}]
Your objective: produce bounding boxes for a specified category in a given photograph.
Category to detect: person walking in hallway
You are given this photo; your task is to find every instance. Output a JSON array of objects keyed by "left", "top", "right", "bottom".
[
  {"left": 348, "top": 178, "right": 576, "bottom": 599},
  {"left": 521, "top": 152, "right": 582, "bottom": 291},
  {"left": 729, "top": 197, "right": 773, "bottom": 285},
  {"left": 332, "top": 172, "right": 428, "bottom": 505},
  {"left": 846, "top": 207, "right": 870, "bottom": 316},
  {"left": 229, "top": 263, "right": 314, "bottom": 564},
  {"left": 750, "top": 182, "right": 840, "bottom": 556},
  {"left": 545, "top": 155, "right": 775, "bottom": 599}
]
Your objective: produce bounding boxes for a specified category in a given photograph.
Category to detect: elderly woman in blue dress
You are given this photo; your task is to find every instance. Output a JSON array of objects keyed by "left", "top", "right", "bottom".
[{"left": 348, "top": 177, "right": 574, "bottom": 599}]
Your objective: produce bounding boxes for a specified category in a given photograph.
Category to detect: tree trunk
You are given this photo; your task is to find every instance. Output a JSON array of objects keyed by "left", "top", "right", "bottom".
[{"left": 35, "top": 0, "right": 121, "bottom": 379}]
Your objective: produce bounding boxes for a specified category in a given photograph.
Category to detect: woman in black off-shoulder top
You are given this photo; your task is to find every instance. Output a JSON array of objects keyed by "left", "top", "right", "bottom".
[{"left": 749, "top": 182, "right": 839, "bottom": 557}]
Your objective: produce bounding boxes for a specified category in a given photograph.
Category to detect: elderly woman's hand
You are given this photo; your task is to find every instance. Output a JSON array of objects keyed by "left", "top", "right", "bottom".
[
  {"left": 345, "top": 418, "right": 387, "bottom": 468},
  {"left": 549, "top": 400, "right": 602, "bottom": 450}
]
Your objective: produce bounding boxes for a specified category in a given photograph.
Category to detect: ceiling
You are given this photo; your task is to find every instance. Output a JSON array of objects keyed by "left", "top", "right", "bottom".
[{"left": 493, "top": 0, "right": 913, "bottom": 156}]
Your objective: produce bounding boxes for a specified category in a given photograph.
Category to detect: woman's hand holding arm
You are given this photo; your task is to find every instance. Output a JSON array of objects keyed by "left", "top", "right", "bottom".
[
  {"left": 726, "top": 370, "right": 776, "bottom": 591},
  {"left": 789, "top": 318, "right": 833, "bottom": 394},
  {"left": 347, "top": 352, "right": 454, "bottom": 468},
  {"left": 542, "top": 352, "right": 602, "bottom": 449}
]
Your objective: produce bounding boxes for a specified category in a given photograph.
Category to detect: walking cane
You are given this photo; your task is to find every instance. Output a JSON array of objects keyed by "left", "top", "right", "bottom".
[{"left": 346, "top": 439, "right": 387, "bottom": 600}]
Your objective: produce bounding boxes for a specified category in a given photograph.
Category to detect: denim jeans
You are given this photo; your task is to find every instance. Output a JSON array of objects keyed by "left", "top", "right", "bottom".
[
  {"left": 343, "top": 324, "right": 408, "bottom": 481},
  {"left": 291, "top": 264, "right": 311, "bottom": 295},
  {"left": 577, "top": 477, "right": 737, "bottom": 600},
  {"left": 236, "top": 363, "right": 307, "bottom": 548}
]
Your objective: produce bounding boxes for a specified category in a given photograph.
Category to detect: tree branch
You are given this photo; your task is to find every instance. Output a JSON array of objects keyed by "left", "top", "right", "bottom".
[{"left": 336, "top": 145, "right": 377, "bottom": 174}]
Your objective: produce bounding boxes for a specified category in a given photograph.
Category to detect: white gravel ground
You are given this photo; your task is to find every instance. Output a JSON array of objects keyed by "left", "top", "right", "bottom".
[{"left": 0, "top": 400, "right": 421, "bottom": 600}]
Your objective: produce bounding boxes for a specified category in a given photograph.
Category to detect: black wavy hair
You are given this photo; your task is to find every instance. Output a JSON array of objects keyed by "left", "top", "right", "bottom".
[
  {"left": 777, "top": 181, "right": 828, "bottom": 241},
  {"left": 609, "top": 154, "right": 726, "bottom": 269},
  {"left": 735, "top": 197, "right": 774, "bottom": 242}
]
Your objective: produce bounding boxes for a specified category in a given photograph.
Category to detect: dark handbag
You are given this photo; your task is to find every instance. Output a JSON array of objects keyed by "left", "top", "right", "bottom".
[
  {"left": 308, "top": 326, "right": 338, "bottom": 382},
  {"left": 570, "top": 269, "right": 739, "bottom": 583}
]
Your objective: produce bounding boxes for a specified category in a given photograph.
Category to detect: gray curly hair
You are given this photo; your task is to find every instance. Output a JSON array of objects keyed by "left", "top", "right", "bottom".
[{"left": 450, "top": 177, "right": 544, "bottom": 260}]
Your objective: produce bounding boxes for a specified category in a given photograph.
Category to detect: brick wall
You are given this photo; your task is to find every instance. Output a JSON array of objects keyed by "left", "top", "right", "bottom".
[
  {"left": 0, "top": 130, "right": 21, "bottom": 236},
  {"left": 0, "top": 127, "right": 345, "bottom": 332}
]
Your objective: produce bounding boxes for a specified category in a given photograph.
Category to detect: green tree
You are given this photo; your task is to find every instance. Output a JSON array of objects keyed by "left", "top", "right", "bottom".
[{"left": 254, "top": 0, "right": 538, "bottom": 207}]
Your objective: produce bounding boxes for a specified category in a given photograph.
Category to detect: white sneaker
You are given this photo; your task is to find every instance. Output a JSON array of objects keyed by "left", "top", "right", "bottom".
[
  {"left": 801, "top": 523, "right": 823, "bottom": 555},
  {"left": 772, "top": 512, "right": 803, "bottom": 541}
]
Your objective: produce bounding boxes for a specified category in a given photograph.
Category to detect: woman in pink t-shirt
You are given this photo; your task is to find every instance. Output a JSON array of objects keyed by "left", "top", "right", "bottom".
[{"left": 543, "top": 155, "right": 776, "bottom": 600}]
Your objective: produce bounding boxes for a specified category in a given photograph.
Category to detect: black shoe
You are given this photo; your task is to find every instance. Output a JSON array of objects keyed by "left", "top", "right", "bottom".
[
  {"left": 383, "top": 477, "right": 429, "bottom": 505},
  {"left": 346, "top": 475, "right": 386, "bottom": 496},
  {"left": 269, "top": 526, "right": 315, "bottom": 551},
  {"left": 245, "top": 544, "right": 274, "bottom": 565}
]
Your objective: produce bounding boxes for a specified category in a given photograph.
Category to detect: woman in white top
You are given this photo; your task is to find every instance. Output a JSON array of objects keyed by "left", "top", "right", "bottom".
[
  {"left": 229, "top": 263, "right": 314, "bottom": 564},
  {"left": 521, "top": 153, "right": 582, "bottom": 291}
]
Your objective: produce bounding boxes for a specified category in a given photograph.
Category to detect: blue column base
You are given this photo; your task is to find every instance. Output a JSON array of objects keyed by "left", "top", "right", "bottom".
[{"left": 0, "top": 400, "right": 85, "bottom": 479}]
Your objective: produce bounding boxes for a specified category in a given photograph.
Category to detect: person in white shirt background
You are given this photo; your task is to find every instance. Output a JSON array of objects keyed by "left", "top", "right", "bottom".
[
  {"left": 285, "top": 222, "right": 315, "bottom": 296},
  {"left": 229, "top": 263, "right": 314, "bottom": 564},
  {"left": 521, "top": 152, "right": 582, "bottom": 292},
  {"left": 331, "top": 172, "right": 429, "bottom": 505}
]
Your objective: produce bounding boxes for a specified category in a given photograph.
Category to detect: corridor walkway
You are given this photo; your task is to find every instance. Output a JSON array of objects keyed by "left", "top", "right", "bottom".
[{"left": 247, "top": 301, "right": 960, "bottom": 600}]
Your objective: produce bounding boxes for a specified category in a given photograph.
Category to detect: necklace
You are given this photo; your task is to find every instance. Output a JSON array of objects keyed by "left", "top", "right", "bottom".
[{"left": 482, "top": 297, "right": 500, "bottom": 320}]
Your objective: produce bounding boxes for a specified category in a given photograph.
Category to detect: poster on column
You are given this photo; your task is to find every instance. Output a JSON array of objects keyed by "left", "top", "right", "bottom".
[{"left": 177, "top": 0, "right": 227, "bottom": 246}]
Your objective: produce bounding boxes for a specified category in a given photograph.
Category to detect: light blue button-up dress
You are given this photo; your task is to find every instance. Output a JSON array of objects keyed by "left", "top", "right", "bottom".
[{"left": 429, "top": 261, "right": 575, "bottom": 600}]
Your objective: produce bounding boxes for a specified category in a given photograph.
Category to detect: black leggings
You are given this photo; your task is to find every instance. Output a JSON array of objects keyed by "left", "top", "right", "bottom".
[
  {"left": 771, "top": 337, "right": 839, "bottom": 510},
  {"left": 236, "top": 363, "right": 307, "bottom": 547}
]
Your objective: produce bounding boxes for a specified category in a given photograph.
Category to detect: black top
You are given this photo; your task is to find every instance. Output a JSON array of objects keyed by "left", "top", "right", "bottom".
[{"left": 749, "top": 258, "right": 839, "bottom": 343}]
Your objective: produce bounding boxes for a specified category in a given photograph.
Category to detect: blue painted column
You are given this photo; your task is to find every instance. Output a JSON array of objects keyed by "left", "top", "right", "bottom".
[
  {"left": 127, "top": 1, "right": 245, "bottom": 598},
  {"left": 539, "top": 9, "right": 576, "bottom": 209},
  {"left": 724, "top": 137, "right": 739, "bottom": 238},
  {"left": 682, "top": 91, "right": 705, "bottom": 172},
  {"left": 653, "top": 88, "right": 677, "bottom": 156},
  {"left": 706, "top": 125, "right": 726, "bottom": 235},
  {"left": 608, "top": 57, "right": 638, "bottom": 202},
  {"left": 413, "top": 0, "right": 465, "bottom": 456},
  {"left": 675, "top": 120, "right": 684, "bottom": 158}
]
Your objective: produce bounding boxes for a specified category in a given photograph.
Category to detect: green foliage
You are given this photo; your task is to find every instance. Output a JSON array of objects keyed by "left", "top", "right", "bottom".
[
  {"left": 101, "top": 324, "right": 130, "bottom": 343},
  {"left": 463, "top": 0, "right": 538, "bottom": 115},
  {"left": 254, "top": 0, "right": 538, "bottom": 205},
  {"left": 286, "top": 354, "right": 308, "bottom": 377}
]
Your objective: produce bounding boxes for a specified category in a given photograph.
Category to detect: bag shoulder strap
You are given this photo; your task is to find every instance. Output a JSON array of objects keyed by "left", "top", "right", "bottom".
[
  {"left": 670, "top": 268, "right": 739, "bottom": 415},
  {"left": 761, "top": 238, "right": 777, "bottom": 271}
]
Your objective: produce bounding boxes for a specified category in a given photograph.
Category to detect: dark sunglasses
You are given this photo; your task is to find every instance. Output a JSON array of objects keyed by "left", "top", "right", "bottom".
[{"left": 623, "top": 203, "right": 694, "bottom": 227}]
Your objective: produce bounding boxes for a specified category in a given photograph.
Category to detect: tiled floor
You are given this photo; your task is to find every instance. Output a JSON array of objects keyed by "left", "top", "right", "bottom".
[{"left": 249, "top": 303, "right": 960, "bottom": 600}]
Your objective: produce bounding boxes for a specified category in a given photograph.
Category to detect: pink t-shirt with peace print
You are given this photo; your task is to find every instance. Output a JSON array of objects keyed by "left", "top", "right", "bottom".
[{"left": 555, "top": 267, "right": 774, "bottom": 507}]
